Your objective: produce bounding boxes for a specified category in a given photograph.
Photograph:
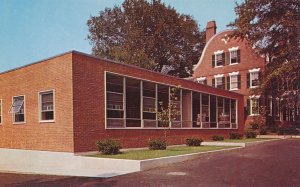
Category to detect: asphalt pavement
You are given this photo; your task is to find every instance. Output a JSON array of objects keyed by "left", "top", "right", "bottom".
[{"left": 0, "top": 139, "right": 299, "bottom": 187}]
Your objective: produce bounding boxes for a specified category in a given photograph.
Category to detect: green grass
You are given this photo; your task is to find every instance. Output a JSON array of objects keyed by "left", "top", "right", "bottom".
[
  {"left": 91, "top": 146, "right": 235, "bottom": 160},
  {"left": 223, "top": 138, "right": 276, "bottom": 143}
]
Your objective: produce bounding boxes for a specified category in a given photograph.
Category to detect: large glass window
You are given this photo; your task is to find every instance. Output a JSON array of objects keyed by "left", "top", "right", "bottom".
[
  {"left": 157, "top": 85, "right": 169, "bottom": 127},
  {"left": 39, "top": 91, "right": 54, "bottom": 121},
  {"left": 210, "top": 95, "right": 217, "bottom": 128},
  {"left": 182, "top": 90, "right": 192, "bottom": 128},
  {"left": 231, "top": 100, "right": 237, "bottom": 128},
  {"left": 201, "top": 94, "right": 210, "bottom": 128},
  {"left": 192, "top": 92, "right": 201, "bottom": 128},
  {"left": 126, "top": 78, "right": 141, "bottom": 127},
  {"left": 106, "top": 73, "right": 124, "bottom": 128},
  {"left": 9, "top": 96, "right": 25, "bottom": 123},
  {"left": 170, "top": 87, "right": 181, "bottom": 128},
  {"left": 143, "top": 81, "right": 156, "bottom": 128}
]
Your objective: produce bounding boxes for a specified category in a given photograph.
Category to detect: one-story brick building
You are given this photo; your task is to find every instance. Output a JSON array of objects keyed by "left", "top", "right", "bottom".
[{"left": 0, "top": 51, "right": 244, "bottom": 153}]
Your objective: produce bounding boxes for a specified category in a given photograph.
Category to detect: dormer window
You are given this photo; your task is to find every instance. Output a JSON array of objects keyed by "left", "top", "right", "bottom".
[
  {"left": 247, "top": 68, "right": 260, "bottom": 88},
  {"left": 212, "top": 50, "right": 224, "bottom": 68},
  {"left": 196, "top": 77, "right": 207, "bottom": 85},
  {"left": 229, "top": 47, "right": 240, "bottom": 65}
]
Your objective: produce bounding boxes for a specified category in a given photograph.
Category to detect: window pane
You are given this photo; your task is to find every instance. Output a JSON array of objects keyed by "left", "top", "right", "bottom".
[
  {"left": 230, "top": 50, "right": 238, "bottom": 64},
  {"left": 157, "top": 85, "right": 169, "bottom": 127},
  {"left": 251, "top": 72, "right": 259, "bottom": 87},
  {"left": 201, "top": 94, "right": 209, "bottom": 127},
  {"left": 106, "top": 73, "right": 123, "bottom": 93},
  {"left": 231, "top": 75, "right": 238, "bottom": 89},
  {"left": 13, "top": 96, "right": 25, "bottom": 123},
  {"left": 216, "top": 54, "right": 223, "bottom": 66},
  {"left": 210, "top": 95, "right": 217, "bottom": 128},
  {"left": 126, "top": 78, "right": 141, "bottom": 127},
  {"left": 143, "top": 81, "right": 155, "bottom": 98},
  {"left": 40, "top": 92, "right": 54, "bottom": 121},
  {"left": 192, "top": 92, "right": 200, "bottom": 127},
  {"left": 107, "top": 92, "right": 123, "bottom": 110},
  {"left": 231, "top": 100, "right": 237, "bottom": 124}
]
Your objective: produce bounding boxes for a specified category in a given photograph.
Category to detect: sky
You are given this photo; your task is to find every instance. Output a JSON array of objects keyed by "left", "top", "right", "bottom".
[{"left": 0, "top": 0, "right": 242, "bottom": 73}]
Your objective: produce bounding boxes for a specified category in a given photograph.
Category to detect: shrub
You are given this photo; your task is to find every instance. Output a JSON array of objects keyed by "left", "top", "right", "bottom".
[
  {"left": 186, "top": 137, "right": 203, "bottom": 146},
  {"left": 149, "top": 139, "right": 167, "bottom": 150},
  {"left": 229, "top": 132, "right": 243, "bottom": 139},
  {"left": 212, "top": 135, "right": 224, "bottom": 141},
  {"left": 278, "top": 127, "right": 300, "bottom": 135},
  {"left": 96, "top": 139, "right": 122, "bottom": 155},
  {"left": 245, "top": 129, "right": 257, "bottom": 138}
]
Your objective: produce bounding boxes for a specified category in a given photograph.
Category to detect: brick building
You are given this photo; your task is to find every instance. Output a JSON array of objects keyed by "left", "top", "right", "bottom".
[
  {"left": 0, "top": 51, "right": 244, "bottom": 153},
  {"left": 193, "top": 21, "right": 299, "bottom": 127}
]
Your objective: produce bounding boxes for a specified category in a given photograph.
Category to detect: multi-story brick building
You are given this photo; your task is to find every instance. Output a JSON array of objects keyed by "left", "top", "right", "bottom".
[
  {"left": 193, "top": 21, "right": 299, "bottom": 127},
  {"left": 0, "top": 51, "right": 244, "bottom": 153}
]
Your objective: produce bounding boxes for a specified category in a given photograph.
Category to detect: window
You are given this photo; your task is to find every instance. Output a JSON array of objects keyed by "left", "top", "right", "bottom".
[
  {"left": 196, "top": 77, "right": 207, "bottom": 85},
  {"left": 212, "top": 50, "right": 224, "bottom": 67},
  {"left": 126, "top": 78, "right": 141, "bottom": 127},
  {"left": 201, "top": 94, "right": 210, "bottom": 128},
  {"left": 0, "top": 99, "right": 2, "bottom": 124},
  {"left": 9, "top": 96, "right": 25, "bottom": 123},
  {"left": 248, "top": 97, "right": 260, "bottom": 115},
  {"left": 143, "top": 81, "right": 157, "bottom": 128},
  {"left": 213, "top": 75, "right": 225, "bottom": 89},
  {"left": 228, "top": 72, "right": 241, "bottom": 90},
  {"left": 248, "top": 69, "right": 260, "bottom": 88},
  {"left": 39, "top": 91, "right": 54, "bottom": 121},
  {"left": 229, "top": 47, "right": 240, "bottom": 64},
  {"left": 106, "top": 73, "right": 124, "bottom": 128},
  {"left": 231, "top": 100, "right": 237, "bottom": 128}
]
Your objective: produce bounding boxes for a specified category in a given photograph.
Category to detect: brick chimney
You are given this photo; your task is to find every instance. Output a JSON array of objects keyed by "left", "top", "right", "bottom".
[{"left": 206, "top": 21, "right": 217, "bottom": 43}]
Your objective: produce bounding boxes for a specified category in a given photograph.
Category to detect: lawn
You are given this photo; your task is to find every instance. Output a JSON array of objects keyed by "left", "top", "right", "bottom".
[
  {"left": 91, "top": 146, "right": 236, "bottom": 160},
  {"left": 223, "top": 138, "right": 276, "bottom": 143}
]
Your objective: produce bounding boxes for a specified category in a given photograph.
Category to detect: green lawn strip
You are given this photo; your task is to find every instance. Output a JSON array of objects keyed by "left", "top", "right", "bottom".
[
  {"left": 222, "top": 138, "right": 277, "bottom": 143},
  {"left": 91, "top": 146, "right": 236, "bottom": 160}
]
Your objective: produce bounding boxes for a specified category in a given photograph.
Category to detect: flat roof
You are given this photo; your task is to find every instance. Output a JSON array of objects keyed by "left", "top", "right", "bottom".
[{"left": 0, "top": 50, "right": 243, "bottom": 97}]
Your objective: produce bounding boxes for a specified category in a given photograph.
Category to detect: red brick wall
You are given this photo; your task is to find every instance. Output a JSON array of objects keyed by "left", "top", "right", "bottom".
[
  {"left": 0, "top": 53, "right": 74, "bottom": 152},
  {"left": 193, "top": 30, "right": 265, "bottom": 126},
  {"left": 72, "top": 52, "right": 244, "bottom": 152}
]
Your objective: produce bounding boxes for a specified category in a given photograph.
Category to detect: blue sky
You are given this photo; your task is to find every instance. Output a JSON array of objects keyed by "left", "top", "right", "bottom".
[{"left": 0, "top": 0, "right": 241, "bottom": 72}]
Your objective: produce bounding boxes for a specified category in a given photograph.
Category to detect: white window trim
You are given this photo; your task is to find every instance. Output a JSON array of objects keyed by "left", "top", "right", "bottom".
[
  {"left": 229, "top": 72, "right": 239, "bottom": 91},
  {"left": 214, "top": 74, "right": 224, "bottom": 78},
  {"left": 12, "top": 95, "right": 26, "bottom": 124},
  {"left": 39, "top": 90, "right": 55, "bottom": 123},
  {"left": 196, "top": 77, "right": 206, "bottom": 83},
  {"left": 249, "top": 69, "right": 260, "bottom": 88},
  {"left": 0, "top": 99, "right": 2, "bottom": 125},
  {"left": 214, "top": 50, "right": 224, "bottom": 68},
  {"left": 229, "top": 47, "right": 239, "bottom": 65},
  {"left": 249, "top": 95, "right": 260, "bottom": 116}
]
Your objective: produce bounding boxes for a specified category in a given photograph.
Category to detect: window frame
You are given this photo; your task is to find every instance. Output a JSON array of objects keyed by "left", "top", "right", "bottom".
[
  {"left": 229, "top": 47, "right": 239, "bottom": 65},
  {"left": 214, "top": 50, "right": 224, "bottom": 68},
  {"left": 249, "top": 96, "right": 260, "bottom": 116},
  {"left": 229, "top": 72, "right": 240, "bottom": 91},
  {"left": 249, "top": 68, "right": 260, "bottom": 88},
  {"left": 11, "top": 95, "right": 26, "bottom": 124},
  {"left": 39, "top": 90, "right": 55, "bottom": 123}
]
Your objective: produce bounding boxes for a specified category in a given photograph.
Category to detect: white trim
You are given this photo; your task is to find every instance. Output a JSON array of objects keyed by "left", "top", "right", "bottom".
[
  {"left": 214, "top": 50, "right": 224, "bottom": 55},
  {"left": 249, "top": 95, "right": 260, "bottom": 99},
  {"left": 12, "top": 95, "right": 26, "bottom": 124},
  {"left": 214, "top": 74, "right": 224, "bottom": 78},
  {"left": 249, "top": 68, "right": 260, "bottom": 73},
  {"left": 228, "top": 71, "right": 239, "bottom": 76},
  {"left": 228, "top": 46, "right": 239, "bottom": 52},
  {"left": 193, "top": 29, "right": 234, "bottom": 71},
  {"left": 38, "top": 89, "right": 55, "bottom": 123},
  {"left": 196, "top": 77, "right": 206, "bottom": 81}
]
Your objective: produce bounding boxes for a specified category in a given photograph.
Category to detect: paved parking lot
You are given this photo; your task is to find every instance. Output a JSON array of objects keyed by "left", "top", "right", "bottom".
[{"left": 0, "top": 139, "right": 299, "bottom": 187}]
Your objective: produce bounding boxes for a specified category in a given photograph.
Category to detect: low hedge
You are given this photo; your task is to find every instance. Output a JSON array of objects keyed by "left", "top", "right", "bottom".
[
  {"left": 186, "top": 137, "right": 203, "bottom": 146},
  {"left": 212, "top": 135, "right": 224, "bottom": 141},
  {"left": 149, "top": 139, "right": 167, "bottom": 150},
  {"left": 229, "top": 132, "right": 243, "bottom": 139},
  {"left": 96, "top": 138, "right": 122, "bottom": 155}
]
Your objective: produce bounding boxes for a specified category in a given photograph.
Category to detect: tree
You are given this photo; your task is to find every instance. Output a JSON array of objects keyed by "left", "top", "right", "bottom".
[
  {"left": 87, "top": 0, "right": 204, "bottom": 77},
  {"left": 157, "top": 86, "right": 181, "bottom": 143},
  {"left": 229, "top": 0, "right": 300, "bottom": 122}
]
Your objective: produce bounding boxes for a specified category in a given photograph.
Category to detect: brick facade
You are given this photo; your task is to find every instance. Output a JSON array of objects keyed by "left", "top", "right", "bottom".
[
  {"left": 0, "top": 51, "right": 244, "bottom": 153},
  {"left": 193, "top": 21, "right": 266, "bottom": 127}
]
